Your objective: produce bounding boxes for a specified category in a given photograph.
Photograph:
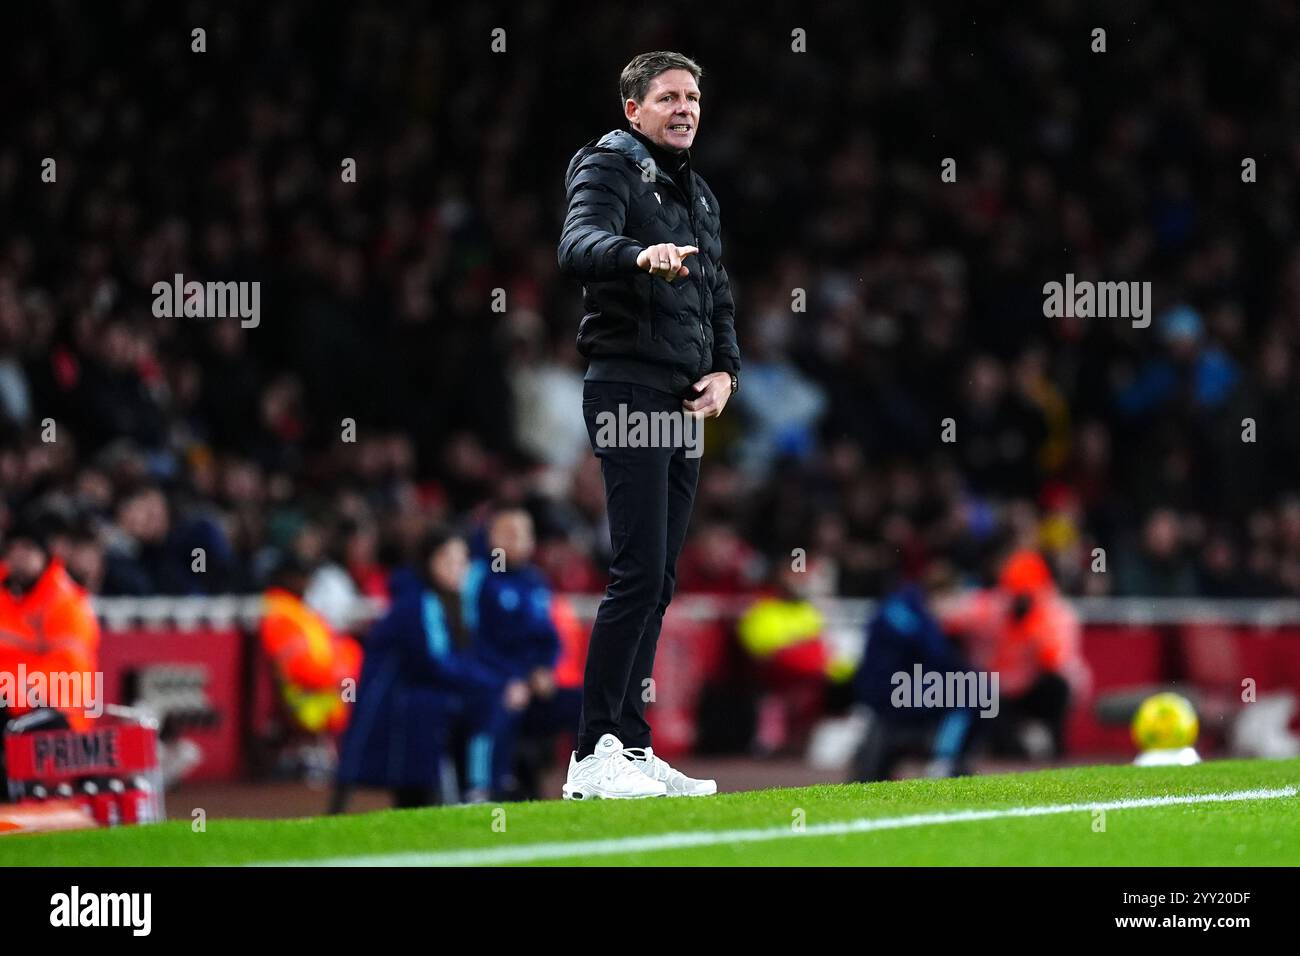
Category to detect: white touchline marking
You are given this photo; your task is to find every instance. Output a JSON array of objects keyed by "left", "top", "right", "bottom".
[{"left": 257, "top": 786, "right": 1297, "bottom": 867}]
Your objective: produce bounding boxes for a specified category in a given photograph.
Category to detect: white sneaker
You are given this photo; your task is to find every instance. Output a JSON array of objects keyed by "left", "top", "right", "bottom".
[
  {"left": 562, "top": 734, "right": 668, "bottom": 800},
  {"left": 623, "top": 746, "right": 717, "bottom": 796}
]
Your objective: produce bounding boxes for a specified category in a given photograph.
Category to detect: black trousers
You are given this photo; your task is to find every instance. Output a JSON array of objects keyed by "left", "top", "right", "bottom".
[
  {"left": 577, "top": 380, "right": 701, "bottom": 758},
  {"left": 850, "top": 709, "right": 976, "bottom": 783},
  {"left": 985, "top": 671, "right": 1072, "bottom": 757}
]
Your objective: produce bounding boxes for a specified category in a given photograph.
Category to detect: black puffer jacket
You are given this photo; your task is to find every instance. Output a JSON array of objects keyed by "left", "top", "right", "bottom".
[{"left": 558, "top": 128, "right": 740, "bottom": 399}]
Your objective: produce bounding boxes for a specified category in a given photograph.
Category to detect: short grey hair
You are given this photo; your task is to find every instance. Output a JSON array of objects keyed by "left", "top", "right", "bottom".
[{"left": 619, "top": 51, "right": 703, "bottom": 108}]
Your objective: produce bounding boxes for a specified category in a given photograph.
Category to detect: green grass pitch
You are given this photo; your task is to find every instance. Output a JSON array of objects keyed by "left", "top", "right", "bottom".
[{"left": 3, "top": 758, "right": 1297, "bottom": 866}]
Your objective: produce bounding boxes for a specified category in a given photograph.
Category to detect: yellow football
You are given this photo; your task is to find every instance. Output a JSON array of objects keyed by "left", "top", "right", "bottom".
[{"left": 1132, "top": 692, "right": 1199, "bottom": 751}]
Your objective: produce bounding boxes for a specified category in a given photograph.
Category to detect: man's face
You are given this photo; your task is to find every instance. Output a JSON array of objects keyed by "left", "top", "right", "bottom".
[
  {"left": 66, "top": 539, "right": 105, "bottom": 592},
  {"left": 3, "top": 540, "right": 48, "bottom": 595},
  {"left": 490, "top": 511, "right": 535, "bottom": 567},
  {"left": 627, "top": 69, "right": 700, "bottom": 153}
]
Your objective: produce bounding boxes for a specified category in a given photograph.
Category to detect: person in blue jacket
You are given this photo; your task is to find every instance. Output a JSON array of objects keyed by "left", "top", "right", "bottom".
[
  {"left": 465, "top": 507, "right": 573, "bottom": 797},
  {"left": 332, "top": 527, "right": 528, "bottom": 810},
  {"left": 851, "top": 570, "right": 977, "bottom": 782},
  {"left": 466, "top": 508, "right": 560, "bottom": 681}
]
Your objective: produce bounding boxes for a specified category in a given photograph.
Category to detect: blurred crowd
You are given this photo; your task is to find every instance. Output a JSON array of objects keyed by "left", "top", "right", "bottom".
[{"left": 3, "top": 1, "right": 1300, "bottom": 603}]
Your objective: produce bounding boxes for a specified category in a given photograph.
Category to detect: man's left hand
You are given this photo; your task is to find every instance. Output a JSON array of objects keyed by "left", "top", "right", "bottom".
[{"left": 683, "top": 372, "right": 733, "bottom": 419}]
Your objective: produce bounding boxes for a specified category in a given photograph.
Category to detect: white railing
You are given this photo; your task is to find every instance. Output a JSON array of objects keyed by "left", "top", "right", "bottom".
[{"left": 91, "top": 594, "right": 1300, "bottom": 631}]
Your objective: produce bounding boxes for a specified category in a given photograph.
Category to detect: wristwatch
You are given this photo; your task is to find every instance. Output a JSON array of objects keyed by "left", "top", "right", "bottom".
[{"left": 728, "top": 372, "right": 738, "bottom": 394}]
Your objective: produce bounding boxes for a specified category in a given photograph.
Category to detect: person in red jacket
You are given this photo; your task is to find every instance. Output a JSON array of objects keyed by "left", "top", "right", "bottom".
[
  {"left": 0, "top": 520, "right": 100, "bottom": 728},
  {"left": 946, "top": 549, "right": 1089, "bottom": 758},
  {"left": 260, "top": 556, "right": 362, "bottom": 736},
  {"left": 0, "top": 515, "right": 102, "bottom": 736}
]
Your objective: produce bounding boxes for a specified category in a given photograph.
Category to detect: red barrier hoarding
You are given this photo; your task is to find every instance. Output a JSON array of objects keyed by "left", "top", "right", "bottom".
[
  {"left": 98, "top": 627, "right": 244, "bottom": 781},
  {"left": 86, "top": 613, "right": 1300, "bottom": 776}
]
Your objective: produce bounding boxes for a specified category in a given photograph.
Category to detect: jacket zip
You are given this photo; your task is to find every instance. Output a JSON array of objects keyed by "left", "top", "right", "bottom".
[
  {"left": 695, "top": 228, "right": 705, "bottom": 370},
  {"left": 690, "top": 208, "right": 706, "bottom": 372},
  {"left": 653, "top": 163, "right": 708, "bottom": 370}
]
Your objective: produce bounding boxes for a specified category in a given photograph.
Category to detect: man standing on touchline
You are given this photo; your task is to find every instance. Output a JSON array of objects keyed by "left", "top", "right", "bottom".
[{"left": 557, "top": 51, "right": 740, "bottom": 798}]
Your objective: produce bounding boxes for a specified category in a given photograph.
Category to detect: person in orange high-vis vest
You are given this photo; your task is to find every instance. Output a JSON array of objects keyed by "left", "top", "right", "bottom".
[
  {"left": 260, "top": 558, "right": 362, "bottom": 736},
  {"left": 946, "top": 549, "right": 1089, "bottom": 758},
  {"left": 0, "top": 519, "right": 101, "bottom": 735},
  {"left": 737, "top": 561, "right": 856, "bottom": 756}
]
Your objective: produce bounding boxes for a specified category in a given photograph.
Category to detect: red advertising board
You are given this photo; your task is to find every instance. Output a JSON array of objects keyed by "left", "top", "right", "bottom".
[
  {"left": 4, "top": 724, "right": 158, "bottom": 783},
  {"left": 97, "top": 627, "right": 245, "bottom": 780}
]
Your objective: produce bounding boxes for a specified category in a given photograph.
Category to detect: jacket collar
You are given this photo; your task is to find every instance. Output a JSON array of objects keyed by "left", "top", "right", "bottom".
[
  {"left": 0, "top": 557, "right": 76, "bottom": 610},
  {"left": 595, "top": 128, "right": 691, "bottom": 192}
]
